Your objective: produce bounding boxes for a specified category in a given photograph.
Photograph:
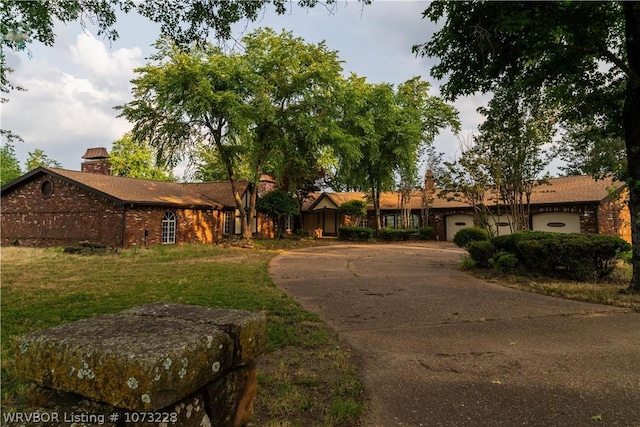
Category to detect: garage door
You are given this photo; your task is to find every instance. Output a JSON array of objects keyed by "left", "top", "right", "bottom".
[
  {"left": 446, "top": 214, "right": 475, "bottom": 241},
  {"left": 531, "top": 212, "right": 581, "bottom": 233},
  {"left": 488, "top": 214, "right": 514, "bottom": 237}
]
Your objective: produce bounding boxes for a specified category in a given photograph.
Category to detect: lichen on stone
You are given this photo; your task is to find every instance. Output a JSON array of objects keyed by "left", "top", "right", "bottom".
[
  {"left": 141, "top": 394, "right": 151, "bottom": 404},
  {"left": 127, "top": 377, "right": 138, "bottom": 389},
  {"left": 211, "top": 362, "right": 220, "bottom": 373},
  {"left": 163, "top": 358, "right": 172, "bottom": 370}
]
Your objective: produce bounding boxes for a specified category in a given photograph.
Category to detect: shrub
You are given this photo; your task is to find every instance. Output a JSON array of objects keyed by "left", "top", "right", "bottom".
[
  {"left": 338, "top": 226, "right": 374, "bottom": 241},
  {"left": 376, "top": 228, "right": 415, "bottom": 241},
  {"left": 512, "top": 232, "right": 631, "bottom": 281},
  {"left": 493, "top": 252, "right": 519, "bottom": 274},
  {"left": 467, "top": 240, "right": 496, "bottom": 268},
  {"left": 417, "top": 227, "right": 434, "bottom": 240},
  {"left": 585, "top": 234, "right": 632, "bottom": 279},
  {"left": 453, "top": 227, "right": 489, "bottom": 248}
]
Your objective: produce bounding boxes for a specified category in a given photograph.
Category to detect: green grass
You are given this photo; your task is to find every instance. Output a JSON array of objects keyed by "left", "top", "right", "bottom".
[{"left": 0, "top": 243, "right": 363, "bottom": 426}]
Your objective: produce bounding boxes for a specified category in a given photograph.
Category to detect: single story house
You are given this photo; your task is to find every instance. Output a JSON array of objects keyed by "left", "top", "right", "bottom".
[
  {"left": 300, "top": 175, "right": 631, "bottom": 243},
  {"left": 0, "top": 148, "right": 272, "bottom": 248},
  {"left": 1, "top": 148, "right": 631, "bottom": 247}
]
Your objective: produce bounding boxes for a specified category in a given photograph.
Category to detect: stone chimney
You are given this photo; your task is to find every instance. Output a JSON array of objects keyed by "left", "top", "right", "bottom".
[{"left": 81, "top": 147, "right": 111, "bottom": 175}]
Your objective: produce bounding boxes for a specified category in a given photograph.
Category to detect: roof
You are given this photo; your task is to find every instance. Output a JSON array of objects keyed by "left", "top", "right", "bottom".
[
  {"left": 183, "top": 181, "right": 251, "bottom": 208},
  {"left": 82, "top": 147, "right": 110, "bottom": 159},
  {"left": 2, "top": 167, "right": 223, "bottom": 209},
  {"left": 302, "top": 175, "right": 625, "bottom": 212}
]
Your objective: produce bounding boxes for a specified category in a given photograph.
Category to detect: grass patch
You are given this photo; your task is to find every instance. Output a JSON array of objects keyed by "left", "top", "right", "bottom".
[
  {"left": 0, "top": 242, "right": 363, "bottom": 426},
  {"left": 467, "top": 261, "right": 640, "bottom": 311}
]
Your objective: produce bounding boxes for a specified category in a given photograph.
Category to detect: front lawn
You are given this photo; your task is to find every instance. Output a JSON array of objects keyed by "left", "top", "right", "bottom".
[{"left": 0, "top": 242, "right": 363, "bottom": 427}]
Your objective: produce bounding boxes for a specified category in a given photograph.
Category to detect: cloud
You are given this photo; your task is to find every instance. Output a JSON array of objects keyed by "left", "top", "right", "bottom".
[
  {"left": 68, "top": 32, "right": 142, "bottom": 87},
  {"left": 3, "top": 31, "right": 142, "bottom": 169}
]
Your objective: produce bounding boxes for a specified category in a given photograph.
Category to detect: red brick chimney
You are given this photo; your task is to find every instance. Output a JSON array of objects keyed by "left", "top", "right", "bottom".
[{"left": 81, "top": 147, "right": 111, "bottom": 175}]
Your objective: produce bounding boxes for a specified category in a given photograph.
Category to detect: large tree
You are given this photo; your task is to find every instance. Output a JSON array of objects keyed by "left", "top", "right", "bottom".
[
  {"left": 334, "top": 75, "right": 459, "bottom": 229},
  {"left": 109, "top": 133, "right": 175, "bottom": 181},
  {"left": 415, "top": 1, "right": 640, "bottom": 291},
  {"left": 118, "top": 29, "right": 344, "bottom": 239}
]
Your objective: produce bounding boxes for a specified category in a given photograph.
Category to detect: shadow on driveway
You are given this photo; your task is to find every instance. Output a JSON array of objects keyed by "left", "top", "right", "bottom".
[{"left": 269, "top": 242, "right": 640, "bottom": 427}]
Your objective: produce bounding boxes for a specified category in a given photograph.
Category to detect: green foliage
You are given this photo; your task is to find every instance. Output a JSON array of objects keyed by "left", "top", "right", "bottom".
[
  {"left": 118, "top": 28, "right": 345, "bottom": 239},
  {"left": 0, "top": 143, "right": 22, "bottom": 185},
  {"left": 337, "top": 227, "right": 373, "bottom": 241},
  {"left": 452, "top": 227, "right": 489, "bottom": 248},
  {"left": 375, "top": 228, "right": 416, "bottom": 242},
  {"left": 415, "top": 0, "right": 640, "bottom": 290},
  {"left": 418, "top": 227, "right": 435, "bottom": 240},
  {"left": 109, "top": 134, "right": 175, "bottom": 181},
  {"left": 333, "top": 74, "right": 459, "bottom": 229},
  {"left": 466, "top": 240, "right": 496, "bottom": 268},
  {"left": 492, "top": 252, "right": 519, "bottom": 274},
  {"left": 492, "top": 232, "right": 631, "bottom": 281},
  {"left": 338, "top": 200, "right": 367, "bottom": 226},
  {"left": 256, "top": 190, "right": 299, "bottom": 239},
  {"left": 24, "top": 149, "right": 61, "bottom": 171}
]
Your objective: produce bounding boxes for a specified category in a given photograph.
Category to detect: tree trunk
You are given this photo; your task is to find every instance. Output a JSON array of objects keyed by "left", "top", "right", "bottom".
[{"left": 623, "top": 2, "right": 640, "bottom": 291}]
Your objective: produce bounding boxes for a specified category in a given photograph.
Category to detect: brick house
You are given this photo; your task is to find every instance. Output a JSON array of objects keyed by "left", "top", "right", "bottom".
[
  {"left": 301, "top": 175, "right": 631, "bottom": 242},
  {"left": 0, "top": 149, "right": 272, "bottom": 248}
]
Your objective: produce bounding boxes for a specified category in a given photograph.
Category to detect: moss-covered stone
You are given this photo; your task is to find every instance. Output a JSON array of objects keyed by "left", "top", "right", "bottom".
[{"left": 16, "top": 307, "right": 236, "bottom": 411}]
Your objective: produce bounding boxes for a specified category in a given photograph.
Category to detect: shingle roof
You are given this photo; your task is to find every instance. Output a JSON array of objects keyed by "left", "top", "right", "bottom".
[
  {"left": 6, "top": 167, "right": 223, "bottom": 209},
  {"left": 302, "top": 175, "right": 625, "bottom": 212},
  {"left": 183, "top": 181, "right": 250, "bottom": 208}
]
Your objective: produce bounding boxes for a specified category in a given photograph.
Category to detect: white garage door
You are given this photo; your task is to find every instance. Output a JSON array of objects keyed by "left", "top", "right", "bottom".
[
  {"left": 446, "top": 214, "right": 475, "bottom": 241},
  {"left": 488, "top": 214, "right": 514, "bottom": 237},
  {"left": 532, "top": 212, "right": 581, "bottom": 234}
]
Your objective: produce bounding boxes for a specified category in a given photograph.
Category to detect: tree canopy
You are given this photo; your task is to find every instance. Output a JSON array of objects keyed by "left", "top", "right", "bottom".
[
  {"left": 25, "top": 148, "right": 61, "bottom": 171},
  {"left": 109, "top": 134, "right": 175, "bottom": 181},
  {"left": 0, "top": 143, "right": 22, "bottom": 185},
  {"left": 117, "top": 28, "right": 345, "bottom": 239},
  {"left": 415, "top": 1, "right": 640, "bottom": 290}
]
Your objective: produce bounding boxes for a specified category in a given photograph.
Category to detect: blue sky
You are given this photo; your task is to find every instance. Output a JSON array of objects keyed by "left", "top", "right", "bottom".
[{"left": 2, "top": 1, "right": 489, "bottom": 178}]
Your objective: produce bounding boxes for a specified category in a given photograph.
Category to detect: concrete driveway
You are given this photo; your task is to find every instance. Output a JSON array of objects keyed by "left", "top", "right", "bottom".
[{"left": 268, "top": 242, "right": 640, "bottom": 427}]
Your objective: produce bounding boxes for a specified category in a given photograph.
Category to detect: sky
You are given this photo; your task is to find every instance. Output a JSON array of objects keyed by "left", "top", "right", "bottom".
[{"left": 2, "top": 0, "right": 490, "bottom": 179}]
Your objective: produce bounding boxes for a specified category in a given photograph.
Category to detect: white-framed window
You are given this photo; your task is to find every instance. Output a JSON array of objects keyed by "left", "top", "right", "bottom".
[
  {"left": 285, "top": 215, "right": 293, "bottom": 231},
  {"left": 223, "top": 211, "right": 232, "bottom": 235},
  {"left": 162, "top": 211, "right": 176, "bottom": 244},
  {"left": 358, "top": 217, "right": 369, "bottom": 228}
]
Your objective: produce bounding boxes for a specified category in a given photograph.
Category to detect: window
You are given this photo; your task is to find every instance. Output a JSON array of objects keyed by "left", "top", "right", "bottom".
[
  {"left": 223, "top": 211, "right": 232, "bottom": 235},
  {"left": 40, "top": 180, "right": 54, "bottom": 197},
  {"left": 285, "top": 215, "right": 293, "bottom": 231},
  {"left": 384, "top": 215, "right": 396, "bottom": 228},
  {"left": 409, "top": 214, "right": 420, "bottom": 230},
  {"left": 358, "top": 217, "right": 369, "bottom": 228},
  {"left": 162, "top": 211, "right": 176, "bottom": 244}
]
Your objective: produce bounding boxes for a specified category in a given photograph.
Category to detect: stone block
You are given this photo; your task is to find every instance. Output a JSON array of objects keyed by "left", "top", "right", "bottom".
[
  {"left": 16, "top": 308, "right": 234, "bottom": 411},
  {"left": 121, "top": 303, "right": 267, "bottom": 365},
  {"left": 206, "top": 363, "right": 258, "bottom": 427}
]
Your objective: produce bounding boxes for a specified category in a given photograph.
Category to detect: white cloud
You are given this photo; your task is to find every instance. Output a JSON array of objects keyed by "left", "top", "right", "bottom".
[{"left": 68, "top": 32, "right": 142, "bottom": 87}]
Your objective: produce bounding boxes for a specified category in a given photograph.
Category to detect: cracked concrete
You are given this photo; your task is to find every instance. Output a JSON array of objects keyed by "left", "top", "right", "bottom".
[{"left": 269, "top": 242, "right": 640, "bottom": 427}]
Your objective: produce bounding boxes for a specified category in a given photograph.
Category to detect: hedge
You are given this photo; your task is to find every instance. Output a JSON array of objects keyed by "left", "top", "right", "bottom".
[
  {"left": 338, "top": 226, "right": 374, "bottom": 241},
  {"left": 489, "top": 231, "right": 631, "bottom": 281},
  {"left": 375, "top": 228, "right": 416, "bottom": 241}
]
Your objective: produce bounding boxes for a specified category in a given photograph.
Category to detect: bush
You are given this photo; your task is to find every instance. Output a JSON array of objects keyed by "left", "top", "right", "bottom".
[
  {"left": 504, "top": 232, "right": 632, "bottom": 281},
  {"left": 338, "top": 226, "right": 374, "bottom": 241},
  {"left": 453, "top": 227, "right": 489, "bottom": 248},
  {"left": 492, "top": 252, "right": 519, "bottom": 274},
  {"left": 417, "top": 227, "right": 434, "bottom": 240},
  {"left": 467, "top": 240, "right": 496, "bottom": 268},
  {"left": 376, "top": 228, "right": 416, "bottom": 241}
]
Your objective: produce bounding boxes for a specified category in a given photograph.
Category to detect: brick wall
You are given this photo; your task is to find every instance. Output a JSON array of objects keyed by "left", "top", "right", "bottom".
[
  {"left": 1, "top": 175, "right": 124, "bottom": 247},
  {"left": 597, "top": 189, "right": 632, "bottom": 243},
  {"left": 123, "top": 207, "right": 219, "bottom": 247},
  {"left": 1, "top": 175, "right": 223, "bottom": 248}
]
